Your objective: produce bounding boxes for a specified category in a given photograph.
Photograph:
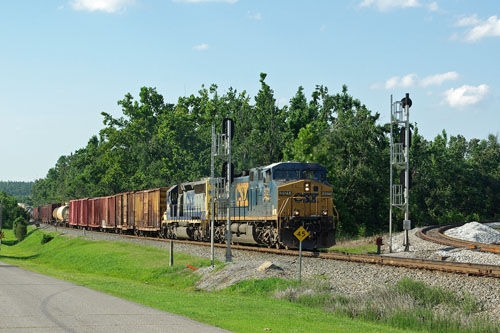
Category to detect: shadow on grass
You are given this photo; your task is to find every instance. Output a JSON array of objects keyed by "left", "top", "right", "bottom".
[
  {"left": 0, "top": 253, "right": 41, "bottom": 260},
  {"left": 2, "top": 239, "right": 19, "bottom": 246}
]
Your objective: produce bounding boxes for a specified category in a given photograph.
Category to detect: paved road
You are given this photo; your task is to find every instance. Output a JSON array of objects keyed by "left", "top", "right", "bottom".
[{"left": 0, "top": 261, "right": 228, "bottom": 332}]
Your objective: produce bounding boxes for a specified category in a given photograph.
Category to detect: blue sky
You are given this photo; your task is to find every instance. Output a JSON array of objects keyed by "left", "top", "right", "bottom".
[{"left": 1, "top": 0, "right": 499, "bottom": 181}]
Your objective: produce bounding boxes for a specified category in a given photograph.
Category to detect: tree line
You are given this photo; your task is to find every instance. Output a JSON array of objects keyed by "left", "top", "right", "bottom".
[
  {"left": 31, "top": 73, "right": 500, "bottom": 236},
  {"left": 0, "top": 181, "right": 34, "bottom": 204}
]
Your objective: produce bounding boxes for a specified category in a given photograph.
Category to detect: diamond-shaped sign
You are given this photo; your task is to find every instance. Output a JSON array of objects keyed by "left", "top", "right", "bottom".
[{"left": 293, "top": 226, "right": 309, "bottom": 242}]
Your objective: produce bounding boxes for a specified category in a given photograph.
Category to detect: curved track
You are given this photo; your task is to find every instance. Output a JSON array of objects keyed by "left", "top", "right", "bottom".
[
  {"left": 46, "top": 224, "right": 500, "bottom": 279},
  {"left": 417, "top": 222, "right": 500, "bottom": 254}
]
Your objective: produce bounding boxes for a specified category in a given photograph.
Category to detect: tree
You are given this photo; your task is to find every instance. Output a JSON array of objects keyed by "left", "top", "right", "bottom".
[
  {"left": 289, "top": 85, "right": 389, "bottom": 236},
  {"left": 0, "top": 191, "right": 28, "bottom": 229},
  {"left": 13, "top": 216, "right": 27, "bottom": 241}
]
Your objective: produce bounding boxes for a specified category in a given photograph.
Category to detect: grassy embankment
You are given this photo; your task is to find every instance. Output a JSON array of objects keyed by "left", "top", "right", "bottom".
[
  {"left": 328, "top": 236, "right": 378, "bottom": 254},
  {"left": 0, "top": 228, "right": 497, "bottom": 333}
]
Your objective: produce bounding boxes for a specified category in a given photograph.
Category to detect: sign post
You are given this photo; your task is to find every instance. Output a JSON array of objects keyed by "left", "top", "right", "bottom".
[{"left": 293, "top": 226, "right": 309, "bottom": 282}]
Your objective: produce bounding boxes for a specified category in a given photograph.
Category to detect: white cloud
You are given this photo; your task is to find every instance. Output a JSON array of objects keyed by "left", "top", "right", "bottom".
[
  {"left": 359, "top": 0, "right": 421, "bottom": 11},
  {"left": 454, "top": 14, "right": 480, "bottom": 27},
  {"left": 247, "top": 12, "right": 262, "bottom": 20},
  {"left": 193, "top": 43, "right": 209, "bottom": 51},
  {"left": 70, "top": 0, "right": 134, "bottom": 13},
  {"left": 420, "top": 71, "right": 459, "bottom": 87},
  {"left": 320, "top": 24, "right": 327, "bottom": 32},
  {"left": 173, "top": 0, "right": 238, "bottom": 3},
  {"left": 464, "top": 15, "right": 500, "bottom": 42},
  {"left": 371, "top": 71, "right": 459, "bottom": 90},
  {"left": 383, "top": 74, "right": 417, "bottom": 89},
  {"left": 427, "top": 1, "right": 438, "bottom": 12},
  {"left": 443, "top": 84, "right": 489, "bottom": 107},
  {"left": 453, "top": 14, "right": 500, "bottom": 42}
]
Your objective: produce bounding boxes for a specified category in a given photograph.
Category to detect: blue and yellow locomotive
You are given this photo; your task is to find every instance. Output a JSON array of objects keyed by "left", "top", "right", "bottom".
[{"left": 161, "top": 162, "right": 338, "bottom": 249}]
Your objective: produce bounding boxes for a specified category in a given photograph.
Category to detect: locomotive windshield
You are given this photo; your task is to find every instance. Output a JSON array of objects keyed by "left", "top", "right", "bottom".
[
  {"left": 274, "top": 170, "right": 300, "bottom": 180},
  {"left": 273, "top": 169, "right": 326, "bottom": 182},
  {"left": 302, "top": 170, "right": 326, "bottom": 181}
]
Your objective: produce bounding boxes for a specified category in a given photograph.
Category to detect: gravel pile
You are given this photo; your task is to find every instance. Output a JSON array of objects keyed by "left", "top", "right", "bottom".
[
  {"left": 445, "top": 222, "right": 500, "bottom": 244},
  {"left": 41, "top": 225, "right": 500, "bottom": 319}
]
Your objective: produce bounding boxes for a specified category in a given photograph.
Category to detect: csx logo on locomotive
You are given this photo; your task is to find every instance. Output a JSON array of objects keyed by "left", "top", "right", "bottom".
[{"left": 293, "top": 193, "right": 318, "bottom": 203}]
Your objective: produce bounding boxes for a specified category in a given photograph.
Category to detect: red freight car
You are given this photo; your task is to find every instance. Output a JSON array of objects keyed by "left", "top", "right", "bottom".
[
  {"left": 78, "top": 198, "right": 89, "bottom": 228},
  {"left": 69, "top": 200, "right": 79, "bottom": 227},
  {"left": 40, "top": 203, "right": 61, "bottom": 223},
  {"left": 102, "top": 195, "right": 116, "bottom": 230},
  {"left": 32, "top": 206, "right": 40, "bottom": 222},
  {"left": 89, "top": 198, "right": 102, "bottom": 229}
]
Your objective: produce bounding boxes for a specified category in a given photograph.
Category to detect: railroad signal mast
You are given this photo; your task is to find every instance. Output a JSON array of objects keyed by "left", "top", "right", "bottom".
[
  {"left": 389, "top": 93, "right": 412, "bottom": 252},
  {"left": 210, "top": 118, "right": 234, "bottom": 264}
]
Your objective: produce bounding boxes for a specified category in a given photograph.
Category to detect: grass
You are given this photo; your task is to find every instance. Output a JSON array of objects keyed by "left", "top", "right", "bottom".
[
  {"left": 273, "top": 278, "right": 498, "bottom": 333},
  {"left": 0, "top": 228, "right": 407, "bottom": 333},
  {"left": 327, "top": 235, "right": 379, "bottom": 254}
]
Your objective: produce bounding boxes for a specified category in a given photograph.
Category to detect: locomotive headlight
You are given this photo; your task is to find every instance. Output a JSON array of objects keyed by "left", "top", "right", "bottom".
[
  {"left": 293, "top": 209, "right": 300, "bottom": 216},
  {"left": 322, "top": 209, "right": 328, "bottom": 216},
  {"left": 304, "top": 183, "right": 310, "bottom": 192}
]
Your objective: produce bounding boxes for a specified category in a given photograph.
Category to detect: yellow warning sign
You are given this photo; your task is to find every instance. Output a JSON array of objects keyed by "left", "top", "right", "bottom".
[{"left": 293, "top": 226, "right": 309, "bottom": 242}]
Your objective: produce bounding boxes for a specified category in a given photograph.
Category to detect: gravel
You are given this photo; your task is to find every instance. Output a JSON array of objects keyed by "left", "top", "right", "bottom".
[
  {"left": 41, "top": 224, "right": 500, "bottom": 319},
  {"left": 445, "top": 222, "right": 500, "bottom": 244}
]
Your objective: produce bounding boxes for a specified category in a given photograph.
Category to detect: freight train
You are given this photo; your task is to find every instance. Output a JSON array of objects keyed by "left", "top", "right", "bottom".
[{"left": 33, "top": 162, "right": 339, "bottom": 249}]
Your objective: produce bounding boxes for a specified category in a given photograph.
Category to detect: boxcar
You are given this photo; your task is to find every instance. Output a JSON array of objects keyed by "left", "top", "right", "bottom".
[
  {"left": 134, "top": 187, "right": 168, "bottom": 235},
  {"left": 78, "top": 199, "right": 89, "bottom": 228},
  {"left": 115, "top": 191, "right": 134, "bottom": 232},
  {"left": 69, "top": 200, "right": 78, "bottom": 227},
  {"left": 41, "top": 203, "right": 61, "bottom": 223},
  {"left": 32, "top": 206, "right": 40, "bottom": 222},
  {"left": 102, "top": 195, "right": 116, "bottom": 230},
  {"left": 89, "top": 198, "right": 102, "bottom": 229}
]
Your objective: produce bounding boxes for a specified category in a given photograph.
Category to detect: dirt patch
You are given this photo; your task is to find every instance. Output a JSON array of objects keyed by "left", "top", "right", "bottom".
[{"left": 195, "top": 261, "right": 289, "bottom": 291}]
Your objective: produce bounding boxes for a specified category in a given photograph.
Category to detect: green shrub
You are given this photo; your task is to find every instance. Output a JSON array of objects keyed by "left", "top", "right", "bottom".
[
  {"left": 13, "top": 216, "right": 27, "bottom": 241},
  {"left": 41, "top": 234, "right": 54, "bottom": 244}
]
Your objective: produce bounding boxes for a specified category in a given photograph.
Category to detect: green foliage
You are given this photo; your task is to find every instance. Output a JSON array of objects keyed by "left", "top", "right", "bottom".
[
  {"left": 41, "top": 233, "right": 54, "bottom": 244},
  {"left": 275, "top": 278, "right": 493, "bottom": 333},
  {"left": 0, "top": 191, "right": 29, "bottom": 229},
  {"left": 30, "top": 74, "right": 500, "bottom": 235},
  {"left": 0, "top": 181, "right": 33, "bottom": 197},
  {"left": 13, "top": 216, "right": 27, "bottom": 241},
  {"left": 395, "top": 278, "right": 480, "bottom": 314}
]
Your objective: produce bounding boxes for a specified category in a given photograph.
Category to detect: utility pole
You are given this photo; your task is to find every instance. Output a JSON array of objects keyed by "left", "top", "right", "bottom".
[
  {"left": 389, "top": 93, "right": 412, "bottom": 252},
  {"left": 210, "top": 119, "right": 234, "bottom": 264},
  {"left": 225, "top": 119, "right": 233, "bottom": 263},
  {"left": 210, "top": 125, "right": 216, "bottom": 267}
]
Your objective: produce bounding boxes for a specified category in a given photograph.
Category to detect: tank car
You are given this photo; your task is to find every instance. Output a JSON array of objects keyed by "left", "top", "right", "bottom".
[
  {"left": 53, "top": 205, "right": 69, "bottom": 226},
  {"left": 161, "top": 162, "right": 338, "bottom": 249}
]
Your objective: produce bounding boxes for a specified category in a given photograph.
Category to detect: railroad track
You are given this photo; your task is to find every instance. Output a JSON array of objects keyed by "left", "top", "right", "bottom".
[
  {"left": 47, "top": 224, "right": 500, "bottom": 279},
  {"left": 417, "top": 222, "right": 500, "bottom": 254}
]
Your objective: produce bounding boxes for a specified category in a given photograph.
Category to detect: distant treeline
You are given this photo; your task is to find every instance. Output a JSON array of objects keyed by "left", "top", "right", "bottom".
[
  {"left": 31, "top": 73, "right": 500, "bottom": 236},
  {"left": 0, "top": 181, "right": 33, "bottom": 204}
]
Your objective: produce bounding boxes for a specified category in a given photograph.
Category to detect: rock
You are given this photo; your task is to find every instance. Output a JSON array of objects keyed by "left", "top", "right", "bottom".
[{"left": 257, "top": 261, "right": 283, "bottom": 272}]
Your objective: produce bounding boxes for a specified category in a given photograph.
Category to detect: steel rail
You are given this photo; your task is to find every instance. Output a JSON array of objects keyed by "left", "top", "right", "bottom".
[
  {"left": 417, "top": 222, "right": 500, "bottom": 254},
  {"left": 45, "top": 223, "right": 500, "bottom": 278}
]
